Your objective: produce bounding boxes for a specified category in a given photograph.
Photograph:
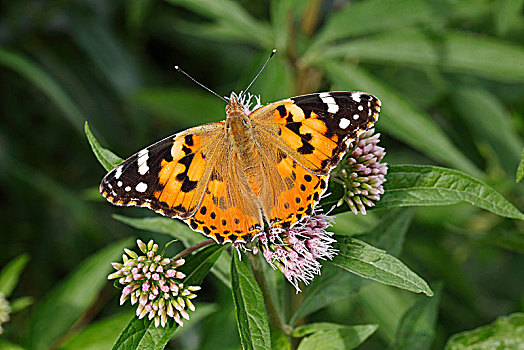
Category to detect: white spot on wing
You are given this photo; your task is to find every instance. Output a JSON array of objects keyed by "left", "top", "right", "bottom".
[
  {"left": 358, "top": 105, "right": 364, "bottom": 111},
  {"left": 136, "top": 182, "right": 148, "bottom": 192},
  {"left": 353, "top": 114, "right": 359, "bottom": 120},
  {"left": 117, "top": 181, "right": 122, "bottom": 187},
  {"left": 114, "top": 166, "right": 123, "bottom": 179},
  {"left": 339, "top": 118, "right": 351, "bottom": 129},
  {"left": 137, "top": 149, "right": 149, "bottom": 175},
  {"left": 125, "top": 186, "right": 131, "bottom": 192},
  {"left": 351, "top": 92, "right": 362, "bottom": 103},
  {"left": 319, "top": 92, "right": 339, "bottom": 114}
]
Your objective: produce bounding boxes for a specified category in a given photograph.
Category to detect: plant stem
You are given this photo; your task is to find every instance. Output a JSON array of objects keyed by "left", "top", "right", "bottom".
[
  {"left": 246, "top": 252, "right": 292, "bottom": 338},
  {"left": 172, "top": 239, "right": 214, "bottom": 261}
]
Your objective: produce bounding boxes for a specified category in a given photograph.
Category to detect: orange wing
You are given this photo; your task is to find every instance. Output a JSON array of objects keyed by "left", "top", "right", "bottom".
[
  {"left": 100, "top": 123, "right": 225, "bottom": 219},
  {"left": 250, "top": 92, "right": 380, "bottom": 228},
  {"left": 185, "top": 147, "right": 263, "bottom": 244},
  {"left": 254, "top": 138, "right": 329, "bottom": 230},
  {"left": 251, "top": 92, "right": 381, "bottom": 175}
]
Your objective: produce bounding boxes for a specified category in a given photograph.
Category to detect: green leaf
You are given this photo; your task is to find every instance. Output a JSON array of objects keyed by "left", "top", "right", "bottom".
[
  {"left": 517, "top": 148, "right": 524, "bottom": 183},
  {"left": 170, "top": 303, "right": 218, "bottom": 340},
  {"left": 289, "top": 265, "right": 362, "bottom": 326},
  {"left": 27, "top": 238, "right": 133, "bottom": 350},
  {"left": 445, "top": 313, "right": 524, "bottom": 350},
  {"left": 375, "top": 165, "right": 524, "bottom": 221},
  {"left": 451, "top": 86, "right": 522, "bottom": 174},
  {"left": 112, "top": 215, "right": 231, "bottom": 287},
  {"left": 0, "top": 254, "right": 29, "bottom": 297},
  {"left": 495, "top": 0, "right": 524, "bottom": 35},
  {"left": 9, "top": 297, "right": 33, "bottom": 313},
  {"left": 165, "top": 0, "right": 272, "bottom": 48},
  {"left": 358, "top": 208, "right": 415, "bottom": 256},
  {"left": 308, "top": 0, "right": 490, "bottom": 55},
  {"left": 319, "top": 31, "right": 524, "bottom": 82},
  {"left": 85, "top": 122, "right": 123, "bottom": 171},
  {"left": 331, "top": 237, "right": 433, "bottom": 296},
  {"left": 59, "top": 311, "right": 134, "bottom": 350},
  {"left": 321, "top": 61, "right": 483, "bottom": 178},
  {"left": 311, "top": 0, "right": 436, "bottom": 48},
  {"left": 0, "top": 49, "right": 85, "bottom": 134},
  {"left": 133, "top": 87, "right": 224, "bottom": 126},
  {"left": 112, "top": 244, "right": 225, "bottom": 350},
  {"left": 0, "top": 339, "right": 25, "bottom": 350},
  {"left": 296, "top": 323, "right": 378, "bottom": 350},
  {"left": 358, "top": 283, "right": 414, "bottom": 343},
  {"left": 270, "top": 0, "right": 296, "bottom": 51},
  {"left": 231, "top": 252, "right": 271, "bottom": 350},
  {"left": 393, "top": 285, "right": 442, "bottom": 350}
]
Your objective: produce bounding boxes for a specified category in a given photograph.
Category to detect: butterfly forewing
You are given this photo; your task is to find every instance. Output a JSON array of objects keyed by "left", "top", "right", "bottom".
[
  {"left": 100, "top": 123, "right": 224, "bottom": 218},
  {"left": 250, "top": 91, "right": 380, "bottom": 175}
]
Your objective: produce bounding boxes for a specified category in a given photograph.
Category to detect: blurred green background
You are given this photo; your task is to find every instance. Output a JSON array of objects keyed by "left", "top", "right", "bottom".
[{"left": 1, "top": 0, "right": 523, "bottom": 348}]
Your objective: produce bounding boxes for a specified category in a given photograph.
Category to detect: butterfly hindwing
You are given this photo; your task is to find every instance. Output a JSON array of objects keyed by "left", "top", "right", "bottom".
[
  {"left": 185, "top": 148, "right": 263, "bottom": 244},
  {"left": 100, "top": 123, "right": 224, "bottom": 218}
]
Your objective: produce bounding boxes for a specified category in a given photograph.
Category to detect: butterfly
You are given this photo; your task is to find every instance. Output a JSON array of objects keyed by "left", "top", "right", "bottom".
[{"left": 100, "top": 90, "right": 380, "bottom": 244}]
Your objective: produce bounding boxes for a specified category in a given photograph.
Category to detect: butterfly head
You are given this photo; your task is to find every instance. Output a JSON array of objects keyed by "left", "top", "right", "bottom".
[{"left": 226, "top": 92, "right": 262, "bottom": 117}]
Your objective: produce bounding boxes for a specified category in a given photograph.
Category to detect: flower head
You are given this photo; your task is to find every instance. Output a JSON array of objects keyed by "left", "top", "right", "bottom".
[
  {"left": 336, "top": 128, "right": 387, "bottom": 215},
  {"left": 258, "top": 213, "right": 337, "bottom": 292},
  {"left": 0, "top": 292, "right": 10, "bottom": 335},
  {"left": 108, "top": 240, "right": 200, "bottom": 327}
]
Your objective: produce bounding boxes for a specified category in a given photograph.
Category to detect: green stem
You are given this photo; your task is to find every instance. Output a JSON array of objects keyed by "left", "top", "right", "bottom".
[
  {"left": 246, "top": 252, "right": 292, "bottom": 338},
  {"left": 172, "top": 239, "right": 215, "bottom": 261}
]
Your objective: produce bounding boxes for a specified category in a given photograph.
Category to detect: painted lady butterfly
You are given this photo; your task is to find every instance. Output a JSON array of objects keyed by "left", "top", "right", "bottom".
[{"left": 100, "top": 64, "right": 380, "bottom": 245}]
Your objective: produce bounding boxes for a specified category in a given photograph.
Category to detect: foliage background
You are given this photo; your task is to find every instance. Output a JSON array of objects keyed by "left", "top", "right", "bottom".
[{"left": 0, "top": 0, "right": 523, "bottom": 349}]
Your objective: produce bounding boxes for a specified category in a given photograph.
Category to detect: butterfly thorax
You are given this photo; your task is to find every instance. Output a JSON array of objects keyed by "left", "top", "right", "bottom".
[{"left": 226, "top": 100, "right": 264, "bottom": 195}]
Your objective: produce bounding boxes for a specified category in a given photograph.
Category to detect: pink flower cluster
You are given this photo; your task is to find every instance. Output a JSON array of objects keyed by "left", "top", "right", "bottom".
[
  {"left": 259, "top": 214, "right": 337, "bottom": 292},
  {"left": 108, "top": 240, "right": 200, "bottom": 327},
  {"left": 338, "top": 128, "right": 388, "bottom": 214}
]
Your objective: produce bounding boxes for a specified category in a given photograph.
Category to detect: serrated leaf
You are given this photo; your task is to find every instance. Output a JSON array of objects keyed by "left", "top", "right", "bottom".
[
  {"left": 330, "top": 237, "right": 433, "bottom": 296},
  {"left": 85, "top": 122, "right": 123, "bottom": 171},
  {"left": 445, "top": 313, "right": 524, "bottom": 350},
  {"left": 0, "top": 48, "right": 85, "bottom": 134},
  {"left": 289, "top": 265, "right": 362, "bottom": 326},
  {"left": 320, "top": 61, "right": 483, "bottom": 178},
  {"left": 165, "top": 0, "right": 272, "bottom": 48},
  {"left": 0, "top": 254, "right": 29, "bottom": 297},
  {"left": 112, "top": 215, "right": 231, "bottom": 287},
  {"left": 112, "top": 244, "right": 225, "bottom": 350},
  {"left": 393, "top": 285, "right": 442, "bottom": 350},
  {"left": 27, "top": 238, "right": 133, "bottom": 350},
  {"left": 296, "top": 323, "right": 378, "bottom": 350},
  {"left": 517, "top": 148, "right": 524, "bottom": 183},
  {"left": 231, "top": 252, "right": 271, "bottom": 350},
  {"left": 374, "top": 165, "right": 524, "bottom": 221}
]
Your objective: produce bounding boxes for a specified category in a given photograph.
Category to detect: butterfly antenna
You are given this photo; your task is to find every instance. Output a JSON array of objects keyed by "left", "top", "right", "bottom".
[
  {"left": 241, "top": 49, "right": 277, "bottom": 98},
  {"left": 174, "top": 65, "right": 228, "bottom": 103}
]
